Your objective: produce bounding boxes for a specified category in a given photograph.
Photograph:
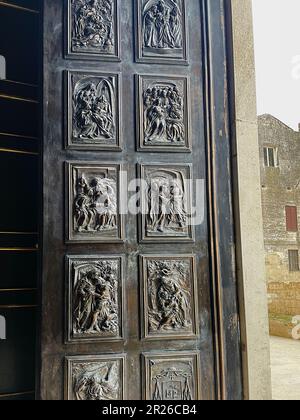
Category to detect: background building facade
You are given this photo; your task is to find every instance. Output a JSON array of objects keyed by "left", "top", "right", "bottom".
[{"left": 258, "top": 114, "right": 300, "bottom": 331}]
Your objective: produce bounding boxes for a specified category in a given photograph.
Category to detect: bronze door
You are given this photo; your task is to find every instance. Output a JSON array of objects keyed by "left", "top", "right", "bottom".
[{"left": 40, "top": 0, "right": 242, "bottom": 400}]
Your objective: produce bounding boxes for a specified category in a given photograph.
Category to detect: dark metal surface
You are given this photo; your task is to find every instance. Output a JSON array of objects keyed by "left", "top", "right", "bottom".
[{"left": 40, "top": 0, "right": 243, "bottom": 400}]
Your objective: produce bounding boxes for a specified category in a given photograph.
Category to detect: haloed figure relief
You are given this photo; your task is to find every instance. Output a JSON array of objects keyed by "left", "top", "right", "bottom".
[
  {"left": 67, "top": 257, "right": 122, "bottom": 342},
  {"left": 68, "top": 72, "right": 120, "bottom": 149},
  {"left": 68, "top": 163, "right": 122, "bottom": 242},
  {"left": 70, "top": 0, "right": 118, "bottom": 58},
  {"left": 141, "top": 165, "right": 193, "bottom": 241},
  {"left": 143, "top": 353, "right": 200, "bottom": 400},
  {"left": 142, "top": 256, "right": 197, "bottom": 339},
  {"left": 140, "top": 0, "right": 186, "bottom": 60},
  {"left": 66, "top": 356, "right": 124, "bottom": 400},
  {"left": 140, "top": 76, "right": 189, "bottom": 150}
]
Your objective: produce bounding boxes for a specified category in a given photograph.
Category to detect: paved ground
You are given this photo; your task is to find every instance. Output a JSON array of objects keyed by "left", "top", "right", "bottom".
[{"left": 270, "top": 336, "right": 300, "bottom": 400}]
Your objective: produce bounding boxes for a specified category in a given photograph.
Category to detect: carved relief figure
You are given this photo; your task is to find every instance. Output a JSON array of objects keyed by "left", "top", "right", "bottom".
[
  {"left": 146, "top": 259, "right": 193, "bottom": 335},
  {"left": 142, "top": 0, "right": 183, "bottom": 51},
  {"left": 71, "top": 74, "right": 117, "bottom": 146},
  {"left": 71, "top": 0, "right": 116, "bottom": 55},
  {"left": 143, "top": 81, "right": 185, "bottom": 145},
  {"left": 69, "top": 164, "right": 121, "bottom": 241},
  {"left": 143, "top": 167, "right": 191, "bottom": 238},
  {"left": 70, "top": 258, "right": 121, "bottom": 339},
  {"left": 70, "top": 359, "right": 122, "bottom": 400},
  {"left": 144, "top": 354, "right": 199, "bottom": 400}
]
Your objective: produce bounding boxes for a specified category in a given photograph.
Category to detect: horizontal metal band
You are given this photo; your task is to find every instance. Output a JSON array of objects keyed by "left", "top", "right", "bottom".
[
  {"left": 0, "top": 148, "right": 38, "bottom": 156},
  {"left": 0, "top": 231, "right": 38, "bottom": 235},
  {"left": 0, "top": 390, "right": 35, "bottom": 398},
  {"left": 0, "top": 79, "right": 38, "bottom": 89},
  {"left": 0, "top": 132, "right": 38, "bottom": 141},
  {"left": 0, "top": 247, "right": 38, "bottom": 252},
  {"left": 0, "top": 93, "right": 38, "bottom": 104},
  {"left": 0, "top": 288, "right": 37, "bottom": 292},
  {"left": 0, "top": 304, "right": 37, "bottom": 309},
  {"left": 0, "top": 1, "right": 39, "bottom": 14}
]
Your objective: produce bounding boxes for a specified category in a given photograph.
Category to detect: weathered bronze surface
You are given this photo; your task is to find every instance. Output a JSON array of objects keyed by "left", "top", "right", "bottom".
[{"left": 40, "top": 0, "right": 243, "bottom": 400}]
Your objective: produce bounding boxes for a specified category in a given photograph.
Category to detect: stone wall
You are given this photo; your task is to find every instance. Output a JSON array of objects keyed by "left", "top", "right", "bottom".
[{"left": 258, "top": 115, "right": 300, "bottom": 323}]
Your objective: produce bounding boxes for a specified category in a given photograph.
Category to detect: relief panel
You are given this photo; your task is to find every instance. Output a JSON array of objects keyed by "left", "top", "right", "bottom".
[
  {"left": 141, "top": 255, "right": 198, "bottom": 340},
  {"left": 67, "top": 162, "right": 123, "bottom": 243},
  {"left": 66, "top": 0, "right": 120, "bottom": 60},
  {"left": 66, "top": 255, "right": 123, "bottom": 343},
  {"left": 136, "top": 0, "right": 188, "bottom": 64},
  {"left": 139, "top": 164, "right": 194, "bottom": 242},
  {"left": 65, "top": 355, "right": 126, "bottom": 400},
  {"left": 66, "top": 71, "right": 121, "bottom": 151},
  {"left": 143, "top": 352, "right": 200, "bottom": 400},
  {"left": 136, "top": 75, "right": 190, "bottom": 152}
]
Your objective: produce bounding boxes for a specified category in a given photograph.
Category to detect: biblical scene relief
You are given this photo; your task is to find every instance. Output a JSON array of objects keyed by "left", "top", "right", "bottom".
[
  {"left": 141, "top": 77, "right": 188, "bottom": 148},
  {"left": 69, "top": 73, "right": 119, "bottom": 149},
  {"left": 142, "top": 0, "right": 184, "bottom": 58},
  {"left": 141, "top": 165, "right": 192, "bottom": 240},
  {"left": 69, "top": 164, "right": 121, "bottom": 242},
  {"left": 143, "top": 257, "right": 196, "bottom": 338},
  {"left": 67, "top": 357, "right": 124, "bottom": 400},
  {"left": 70, "top": 0, "right": 117, "bottom": 57},
  {"left": 68, "top": 257, "right": 122, "bottom": 341},
  {"left": 144, "top": 353, "right": 199, "bottom": 400}
]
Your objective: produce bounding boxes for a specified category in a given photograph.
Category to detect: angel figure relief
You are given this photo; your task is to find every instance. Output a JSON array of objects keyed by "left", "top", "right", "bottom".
[{"left": 72, "top": 360, "right": 121, "bottom": 400}]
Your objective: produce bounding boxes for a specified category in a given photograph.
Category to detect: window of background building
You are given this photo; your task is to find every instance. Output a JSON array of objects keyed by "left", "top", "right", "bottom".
[
  {"left": 264, "top": 147, "right": 279, "bottom": 167},
  {"left": 288, "top": 250, "right": 300, "bottom": 272},
  {"left": 286, "top": 206, "right": 298, "bottom": 232}
]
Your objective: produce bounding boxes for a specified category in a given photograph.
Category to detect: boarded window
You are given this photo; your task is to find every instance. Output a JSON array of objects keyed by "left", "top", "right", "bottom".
[
  {"left": 263, "top": 147, "right": 278, "bottom": 167},
  {"left": 286, "top": 206, "right": 298, "bottom": 232},
  {"left": 289, "top": 250, "right": 300, "bottom": 272}
]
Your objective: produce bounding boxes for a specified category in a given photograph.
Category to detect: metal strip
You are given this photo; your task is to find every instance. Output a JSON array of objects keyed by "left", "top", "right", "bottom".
[
  {"left": 0, "top": 1, "right": 39, "bottom": 14},
  {"left": 0, "top": 231, "right": 38, "bottom": 235},
  {"left": 0, "top": 391, "right": 35, "bottom": 398},
  {"left": 0, "top": 93, "right": 39, "bottom": 104},
  {"left": 0, "top": 248, "right": 38, "bottom": 252},
  {"left": 0, "top": 79, "right": 38, "bottom": 88},
  {"left": 0, "top": 288, "right": 37, "bottom": 292},
  {"left": 0, "top": 304, "right": 37, "bottom": 309},
  {"left": 0, "top": 132, "right": 38, "bottom": 141},
  {"left": 0, "top": 148, "right": 39, "bottom": 156}
]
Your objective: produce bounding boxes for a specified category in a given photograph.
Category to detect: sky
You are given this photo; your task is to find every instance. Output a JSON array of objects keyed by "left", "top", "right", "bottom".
[{"left": 252, "top": 0, "right": 300, "bottom": 130}]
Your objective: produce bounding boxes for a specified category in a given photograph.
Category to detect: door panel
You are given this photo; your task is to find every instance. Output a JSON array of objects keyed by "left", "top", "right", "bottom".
[{"left": 40, "top": 0, "right": 242, "bottom": 400}]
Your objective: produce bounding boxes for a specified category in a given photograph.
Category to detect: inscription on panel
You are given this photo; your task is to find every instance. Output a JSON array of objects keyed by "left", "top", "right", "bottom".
[
  {"left": 67, "top": 163, "right": 123, "bottom": 243},
  {"left": 67, "top": 71, "right": 120, "bottom": 150},
  {"left": 65, "top": 355, "right": 125, "bottom": 400},
  {"left": 140, "top": 164, "right": 193, "bottom": 242},
  {"left": 67, "top": 0, "right": 119, "bottom": 60},
  {"left": 67, "top": 256, "right": 123, "bottom": 343},
  {"left": 141, "top": 255, "right": 197, "bottom": 339},
  {"left": 143, "top": 352, "right": 200, "bottom": 400},
  {"left": 137, "top": 75, "right": 190, "bottom": 152},
  {"left": 137, "top": 0, "right": 188, "bottom": 64}
]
